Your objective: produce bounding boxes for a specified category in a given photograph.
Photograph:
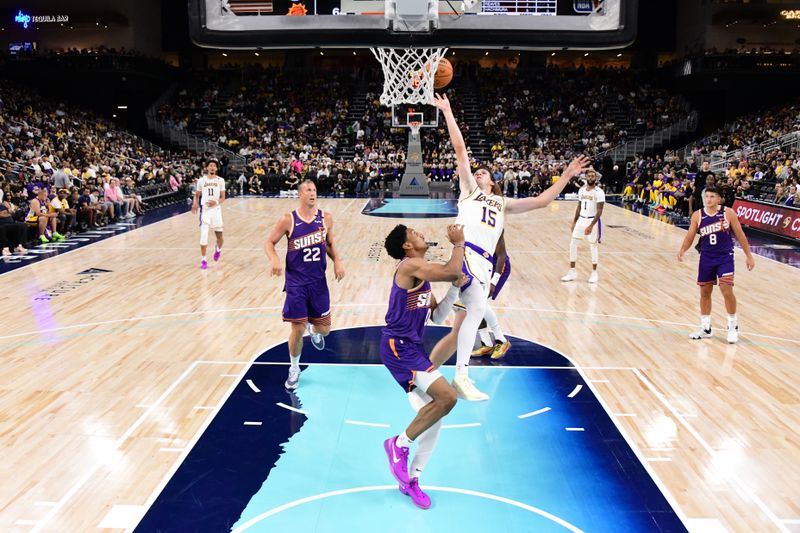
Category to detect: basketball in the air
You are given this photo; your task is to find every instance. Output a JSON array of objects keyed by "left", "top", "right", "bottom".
[{"left": 433, "top": 58, "right": 453, "bottom": 89}]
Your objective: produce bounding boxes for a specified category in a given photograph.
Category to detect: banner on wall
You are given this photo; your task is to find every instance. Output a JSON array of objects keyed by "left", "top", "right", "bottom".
[{"left": 732, "top": 199, "right": 800, "bottom": 241}]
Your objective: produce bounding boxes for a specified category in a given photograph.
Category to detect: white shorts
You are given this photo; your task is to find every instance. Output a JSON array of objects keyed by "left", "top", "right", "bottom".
[
  {"left": 572, "top": 217, "right": 600, "bottom": 244},
  {"left": 463, "top": 248, "right": 493, "bottom": 290},
  {"left": 201, "top": 206, "right": 223, "bottom": 231}
]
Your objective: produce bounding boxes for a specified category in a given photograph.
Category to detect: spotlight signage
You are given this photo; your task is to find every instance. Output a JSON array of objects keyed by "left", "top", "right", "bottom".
[
  {"left": 13, "top": 10, "right": 69, "bottom": 29},
  {"left": 781, "top": 10, "right": 800, "bottom": 20}
]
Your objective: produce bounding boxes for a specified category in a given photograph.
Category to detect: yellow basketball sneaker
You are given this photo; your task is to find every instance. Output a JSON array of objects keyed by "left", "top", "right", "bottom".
[
  {"left": 471, "top": 344, "right": 494, "bottom": 357},
  {"left": 491, "top": 340, "right": 512, "bottom": 360}
]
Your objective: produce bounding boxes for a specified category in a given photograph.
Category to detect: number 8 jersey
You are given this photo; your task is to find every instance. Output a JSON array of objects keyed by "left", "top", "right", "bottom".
[
  {"left": 285, "top": 209, "right": 328, "bottom": 287},
  {"left": 698, "top": 206, "right": 734, "bottom": 257}
]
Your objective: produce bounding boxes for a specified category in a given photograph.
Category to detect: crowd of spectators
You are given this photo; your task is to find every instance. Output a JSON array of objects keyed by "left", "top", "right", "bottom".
[
  {"left": 681, "top": 98, "right": 800, "bottom": 160},
  {"left": 158, "top": 63, "right": 685, "bottom": 197},
  {"left": 478, "top": 66, "right": 683, "bottom": 162},
  {"left": 620, "top": 144, "right": 799, "bottom": 219},
  {"left": 620, "top": 96, "right": 800, "bottom": 217},
  {"left": 0, "top": 82, "right": 201, "bottom": 255}
]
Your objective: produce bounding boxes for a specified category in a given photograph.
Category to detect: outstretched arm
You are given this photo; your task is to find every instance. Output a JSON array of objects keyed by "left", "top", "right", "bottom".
[
  {"left": 433, "top": 94, "right": 477, "bottom": 197},
  {"left": 505, "top": 157, "right": 592, "bottom": 214},
  {"left": 677, "top": 211, "right": 700, "bottom": 262}
]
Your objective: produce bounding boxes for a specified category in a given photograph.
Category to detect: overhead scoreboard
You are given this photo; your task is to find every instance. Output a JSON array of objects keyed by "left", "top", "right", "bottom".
[{"left": 189, "top": 0, "right": 635, "bottom": 49}]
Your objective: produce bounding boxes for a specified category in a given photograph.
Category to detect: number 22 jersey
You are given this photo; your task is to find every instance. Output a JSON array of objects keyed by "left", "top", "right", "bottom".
[{"left": 285, "top": 209, "right": 327, "bottom": 287}]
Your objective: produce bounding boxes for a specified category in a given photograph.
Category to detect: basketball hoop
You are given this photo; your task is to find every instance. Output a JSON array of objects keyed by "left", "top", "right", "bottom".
[{"left": 370, "top": 47, "right": 448, "bottom": 106}]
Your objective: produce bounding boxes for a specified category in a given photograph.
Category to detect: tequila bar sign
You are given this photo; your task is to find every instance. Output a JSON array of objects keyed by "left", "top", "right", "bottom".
[{"left": 14, "top": 10, "right": 69, "bottom": 29}]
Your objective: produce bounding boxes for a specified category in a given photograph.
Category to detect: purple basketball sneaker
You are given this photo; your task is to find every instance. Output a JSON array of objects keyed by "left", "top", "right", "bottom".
[
  {"left": 200, "top": 259, "right": 208, "bottom": 270},
  {"left": 213, "top": 247, "right": 221, "bottom": 262},
  {"left": 399, "top": 478, "right": 431, "bottom": 509},
  {"left": 383, "top": 436, "right": 410, "bottom": 484}
]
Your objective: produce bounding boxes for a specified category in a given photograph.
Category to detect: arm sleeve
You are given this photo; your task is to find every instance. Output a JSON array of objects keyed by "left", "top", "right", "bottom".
[{"left": 431, "top": 285, "right": 460, "bottom": 325}]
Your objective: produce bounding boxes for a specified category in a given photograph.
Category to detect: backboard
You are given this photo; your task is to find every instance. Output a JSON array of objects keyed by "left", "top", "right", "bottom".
[
  {"left": 190, "top": 0, "right": 637, "bottom": 49},
  {"left": 392, "top": 103, "right": 438, "bottom": 129}
]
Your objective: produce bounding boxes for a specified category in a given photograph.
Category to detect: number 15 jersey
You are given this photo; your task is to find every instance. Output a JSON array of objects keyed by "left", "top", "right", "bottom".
[
  {"left": 457, "top": 187, "right": 505, "bottom": 255},
  {"left": 456, "top": 187, "right": 505, "bottom": 284},
  {"left": 285, "top": 209, "right": 327, "bottom": 287}
]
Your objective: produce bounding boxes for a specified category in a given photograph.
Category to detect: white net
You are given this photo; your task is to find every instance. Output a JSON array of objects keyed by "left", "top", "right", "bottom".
[{"left": 370, "top": 47, "right": 448, "bottom": 107}]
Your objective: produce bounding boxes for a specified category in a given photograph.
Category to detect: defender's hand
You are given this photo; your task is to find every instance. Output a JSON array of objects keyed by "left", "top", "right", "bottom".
[{"left": 447, "top": 224, "right": 465, "bottom": 246}]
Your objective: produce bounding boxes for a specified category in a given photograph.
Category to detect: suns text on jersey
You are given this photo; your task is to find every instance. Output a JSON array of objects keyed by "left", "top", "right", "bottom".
[
  {"left": 291, "top": 229, "right": 327, "bottom": 251},
  {"left": 699, "top": 221, "right": 724, "bottom": 237}
]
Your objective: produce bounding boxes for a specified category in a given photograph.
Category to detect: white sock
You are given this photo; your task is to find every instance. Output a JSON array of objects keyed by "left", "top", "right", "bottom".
[
  {"left": 202, "top": 256, "right": 207, "bottom": 262},
  {"left": 397, "top": 431, "right": 414, "bottom": 448},
  {"left": 478, "top": 328, "right": 492, "bottom": 347},
  {"left": 290, "top": 354, "right": 300, "bottom": 372},
  {"left": 728, "top": 314, "right": 737, "bottom": 328},
  {"left": 484, "top": 305, "right": 507, "bottom": 343},
  {"left": 410, "top": 419, "right": 442, "bottom": 481},
  {"left": 406, "top": 389, "right": 438, "bottom": 478},
  {"left": 700, "top": 315, "right": 711, "bottom": 331},
  {"left": 216, "top": 244, "right": 222, "bottom": 251}
]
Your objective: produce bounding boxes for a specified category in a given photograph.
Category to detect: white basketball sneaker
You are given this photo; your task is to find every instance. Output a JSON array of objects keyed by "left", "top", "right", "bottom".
[
  {"left": 689, "top": 327, "right": 712, "bottom": 340},
  {"left": 452, "top": 375, "right": 489, "bottom": 401},
  {"left": 307, "top": 323, "right": 325, "bottom": 350},
  {"left": 727, "top": 325, "right": 739, "bottom": 344},
  {"left": 588, "top": 271, "right": 599, "bottom": 284},
  {"left": 561, "top": 269, "right": 577, "bottom": 282},
  {"left": 284, "top": 367, "right": 300, "bottom": 390}
]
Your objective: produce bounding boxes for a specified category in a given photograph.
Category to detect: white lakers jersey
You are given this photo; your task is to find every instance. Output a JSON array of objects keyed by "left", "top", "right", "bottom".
[
  {"left": 578, "top": 185, "right": 605, "bottom": 218},
  {"left": 197, "top": 176, "right": 225, "bottom": 208},
  {"left": 456, "top": 186, "right": 505, "bottom": 257}
]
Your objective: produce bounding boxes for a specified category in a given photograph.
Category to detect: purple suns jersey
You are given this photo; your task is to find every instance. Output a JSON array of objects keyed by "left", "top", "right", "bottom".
[
  {"left": 698, "top": 206, "right": 734, "bottom": 257},
  {"left": 285, "top": 209, "right": 327, "bottom": 287},
  {"left": 384, "top": 264, "right": 432, "bottom": 345}
]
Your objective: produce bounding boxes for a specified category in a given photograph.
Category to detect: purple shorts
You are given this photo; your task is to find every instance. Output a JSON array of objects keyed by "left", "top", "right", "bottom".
[
  {"left": 491, "top": 257, "right": 511, "bottom": 300},
  {"left": 697, "top": 253, "right": 735, "bottom": 286},
  {"left": 380, "top": 335, "right": 437, "bottom": 393},
  {"left": 282, "top": 278, "right": 331, "bottom": 326}
]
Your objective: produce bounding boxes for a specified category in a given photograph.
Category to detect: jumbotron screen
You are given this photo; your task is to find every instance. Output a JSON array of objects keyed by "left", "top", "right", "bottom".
[
  {"left": 227, "top": 1, "right": 604, "bottom": 16},
  {"left": 191, "top": 0, "right": 634, "bottom": 49}
]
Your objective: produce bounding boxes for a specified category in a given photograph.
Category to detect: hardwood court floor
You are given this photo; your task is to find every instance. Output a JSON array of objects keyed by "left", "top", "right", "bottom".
[{"left": 0, "top": 197, "right": 798, "bottom": 532}]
